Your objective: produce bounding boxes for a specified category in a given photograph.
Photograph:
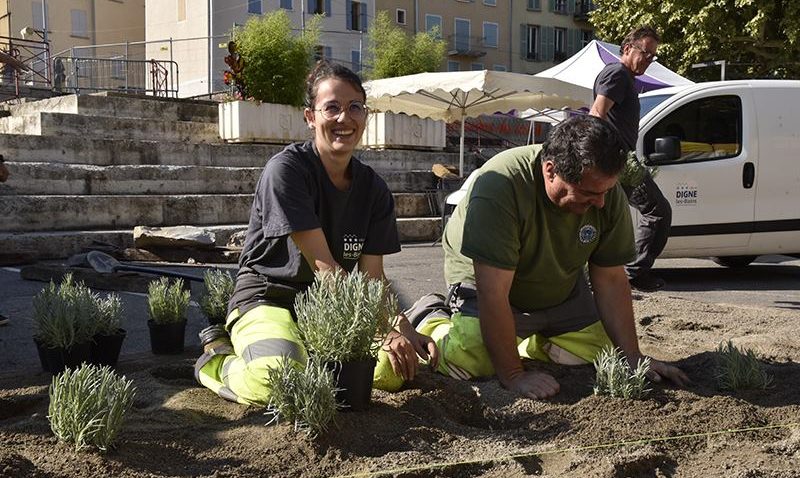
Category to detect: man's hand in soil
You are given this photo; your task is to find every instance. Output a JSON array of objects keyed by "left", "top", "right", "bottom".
[
  {"left": 631, "top": 355, "right": 690, "bottom": 387},
  {"left": 501, "top": 369, "right": 560, "bottom": 399}
]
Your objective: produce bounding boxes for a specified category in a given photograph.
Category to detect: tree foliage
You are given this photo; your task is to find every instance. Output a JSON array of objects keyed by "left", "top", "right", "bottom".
[
  {"left": 366, "top": 11, "right": 446, "bottom": 80},
  {"left": 233, "top": 10, "right": 320, "bottom": 106},
  {"left": 591, "top": 0, "right": 800, "bottom": 80}
]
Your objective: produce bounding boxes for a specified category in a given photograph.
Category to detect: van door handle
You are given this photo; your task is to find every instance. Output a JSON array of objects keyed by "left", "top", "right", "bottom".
[{"left": 742, "top": 162, "right": 755, "bottom": 189}]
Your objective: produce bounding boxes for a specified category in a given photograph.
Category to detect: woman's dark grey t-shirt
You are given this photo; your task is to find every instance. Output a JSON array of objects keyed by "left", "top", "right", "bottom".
[{"left": 229, "top": 140, "right": 401, "bottom": 315}]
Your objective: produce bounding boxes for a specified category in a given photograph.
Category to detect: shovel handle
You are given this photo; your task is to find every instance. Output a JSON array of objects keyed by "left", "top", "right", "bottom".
[{"left": 116, "top": 264, "right": 205, "bottom": 283}]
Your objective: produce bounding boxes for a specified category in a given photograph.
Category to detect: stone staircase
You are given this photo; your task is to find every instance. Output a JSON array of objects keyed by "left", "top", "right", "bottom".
[{"left": 0, "top": 92, "right": 473, "bottom": 260}]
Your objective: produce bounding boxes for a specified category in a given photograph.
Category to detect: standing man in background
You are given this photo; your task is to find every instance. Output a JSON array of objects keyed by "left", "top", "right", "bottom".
[{"left": 590, "top": 25, "right": 672, "bottom": 292}]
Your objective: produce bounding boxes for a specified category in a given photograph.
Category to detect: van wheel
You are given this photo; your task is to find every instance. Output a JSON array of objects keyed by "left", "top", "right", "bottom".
[{"left": 711, "top": 255, "right": 757, "bottom": 268}]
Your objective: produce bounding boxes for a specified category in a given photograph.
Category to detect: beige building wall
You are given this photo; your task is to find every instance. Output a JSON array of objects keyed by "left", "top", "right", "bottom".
[{"left": 0, "top": 0, "right": 144, "bottom": 56}]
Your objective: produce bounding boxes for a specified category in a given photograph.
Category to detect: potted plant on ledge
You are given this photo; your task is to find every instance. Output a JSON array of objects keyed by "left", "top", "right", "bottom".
[
  {"left": 295, "top": 271, "right": 397, "bottom": 411},
  {"left": 218, "top": 9, "right": 320, "bottom": 143},
  {"left": 147, "top": 277, "right": 191, "bottom": 355}
]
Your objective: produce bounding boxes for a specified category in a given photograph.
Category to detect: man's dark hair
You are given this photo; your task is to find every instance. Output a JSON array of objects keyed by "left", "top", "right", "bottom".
[
  {"left": 542, "top": 115, "right": 627, "bottom": 184},
  {"left": 620, "top": 25, "right": 660, "bottom": 55},
  {"left": 304, "top": 60, "right": 366, "bottom": 108}
]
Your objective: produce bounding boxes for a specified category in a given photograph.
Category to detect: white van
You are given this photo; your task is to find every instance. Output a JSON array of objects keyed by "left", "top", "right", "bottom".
[{"left": 637, "top": 80, "right": 800, "bottom": 266}]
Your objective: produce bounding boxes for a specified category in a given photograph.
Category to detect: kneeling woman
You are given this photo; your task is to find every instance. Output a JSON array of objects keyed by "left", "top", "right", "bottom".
[{"left": 195, "top": 61, "right": 438, "bottom": 405}]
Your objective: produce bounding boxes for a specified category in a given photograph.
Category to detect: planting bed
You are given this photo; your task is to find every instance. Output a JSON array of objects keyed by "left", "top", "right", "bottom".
[{"left": 1, "top": 294, "right": 798, "bottom": 477}]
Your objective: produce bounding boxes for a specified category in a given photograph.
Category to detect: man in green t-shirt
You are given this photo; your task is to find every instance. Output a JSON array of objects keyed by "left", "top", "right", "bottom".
[{"left": 417, "top": 115, "right": 688, "bottom": 399}]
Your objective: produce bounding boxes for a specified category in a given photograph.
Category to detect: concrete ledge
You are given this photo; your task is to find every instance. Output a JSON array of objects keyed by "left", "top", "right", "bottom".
[
  {"left": 6, "top": 94, "right": 219, "bottom": 123},
  {"left": 378, "top": 170, "right": 437, "bottom": 193},
  {"left": 0, "top": 225, "right": 248, "bottom": 261},
  {"left": 0, "top": 112, "right": 219, "bottom": 142},
  {"left": 397, "top": 217, "right": 442, "bottom": 242},
  {"left": 0, "top": 194, "right": 254, "bottom": 232}
]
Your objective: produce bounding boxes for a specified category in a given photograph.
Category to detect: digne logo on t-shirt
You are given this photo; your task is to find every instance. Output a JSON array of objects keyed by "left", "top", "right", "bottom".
[{"left": 342, "top": 234, "right": 365, "bottom": 261}]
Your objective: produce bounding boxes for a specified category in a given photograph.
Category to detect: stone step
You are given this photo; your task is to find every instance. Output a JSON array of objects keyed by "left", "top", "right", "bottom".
[
  {"left": 0, "top": 112, "right": 219, "bottom": 142},
  {"left": 0, "top": 225, "right": 247, "bottom": 261},
  {"left": 0, "top": 163, "right": 261, "bottom": 195},
  {"left": 379, "top": 170, "right": 437, "bottom": 193},
  {"left": 1, "top": 191, "right": 436, "bottom": 233},
  {"left": 3, "top": 94, "right": 219, "bottom": 123},
  {"left": 0, "top": 194, "right": 254, "bottom": 232},
  {"left": 394, "top": 193, "right": 437, "bottom": 217},
  {"left": 0, "top": 162, "right": 442, "bottom": 196},
  {"left": 397, "top": 217, "right": 442, "bottom": 243},
  {"left": 0, "top": 134, "right": 466, "bottom": 171},
  {"left": 0, "top": 218, "right": 441, "bottom": 260}
]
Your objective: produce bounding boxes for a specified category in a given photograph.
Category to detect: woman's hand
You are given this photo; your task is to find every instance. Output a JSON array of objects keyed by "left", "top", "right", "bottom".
[{"left": 382, "top": 318, "right": 440, "bottom": 381}]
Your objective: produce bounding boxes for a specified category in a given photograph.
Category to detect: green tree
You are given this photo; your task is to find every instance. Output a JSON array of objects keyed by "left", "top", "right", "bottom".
[
  {"left": 591, "top": 0, "right": 800, "bottom": 80},
  {"left": 233, "top": 10, "right": 320, "bottom": 106},
  {"left": 366, "top": 11, "right": 446, "bottom": 79}
]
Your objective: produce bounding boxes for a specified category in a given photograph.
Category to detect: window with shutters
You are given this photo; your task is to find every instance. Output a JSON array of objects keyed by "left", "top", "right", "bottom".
[
  {"left": 247, "top": 0, "right": 261, "bottom": 14},
  {"left": 176, "top": 0, "right": 186, "bottom": 21},
  {"left": 314, "top": 45, "right": 331, "bottom": 61},
  {"left": 527, "top": 0, "right": 541, "bottom": 10},
  {"left": 525, "top": 25, "right": 539, "bottom": 61},
  {"left": 554, "top": 0, "right": 567, "bottom": 14},
  {"left": 448, "top": 61, "right": 460, "bottom": 72},
  {"left": 554, "top": 27, "right": 566, "bottom": 61},
  {"left": 426, "top": 15, "right": 443, "bottom": 38},
  {"left": 471, "top": 62, "right": 484, "bottom": 70},
  {"left": 280, "top": 0, "right": 292, "bottom": 9},
  {"left": 312, "top": 0, "right": 325, "bottom": 15},
  {"left": 349, "top": 1, "right": 365, "bottom": 31},
  {"left": 483, "top": 22, "right": 498, "bottom": 48},
  {"left": 581, "top": 30, "right": 593, "bottom": 47},
  {"left": 71, "top": 9, "right": 88, "bottom": 38}
]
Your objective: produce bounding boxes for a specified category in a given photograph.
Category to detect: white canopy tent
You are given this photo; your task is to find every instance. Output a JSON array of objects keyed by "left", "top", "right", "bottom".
[
  {"left": 364, "top": 70, "right": 589, "bottom": 176},
  {"left": 536, "top": 39, "right": 693, "bottom": 94}
]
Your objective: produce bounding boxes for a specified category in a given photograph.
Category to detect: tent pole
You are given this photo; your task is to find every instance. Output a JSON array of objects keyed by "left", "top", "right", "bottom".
[{"left": 459, "top": 118, "right": 466, "bottom": 177}]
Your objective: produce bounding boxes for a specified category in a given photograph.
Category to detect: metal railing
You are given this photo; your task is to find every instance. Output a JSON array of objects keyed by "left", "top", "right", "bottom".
[
  {"left": 447, "top": 34, "right": 487, "bottom": 58},
  {"left": 0, "top": 35, "right": 51, "bottom": 99},
  {"left": 53, "top": 57, "right": 179, "bottom": 97}
]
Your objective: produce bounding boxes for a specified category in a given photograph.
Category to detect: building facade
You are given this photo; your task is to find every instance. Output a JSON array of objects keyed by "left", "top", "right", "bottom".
[
  {"left": 375, "top": 0, "right": 593, "bottom": 74},
  {"left": 146, "top": 0, "right": 374, "bottom": 98}
]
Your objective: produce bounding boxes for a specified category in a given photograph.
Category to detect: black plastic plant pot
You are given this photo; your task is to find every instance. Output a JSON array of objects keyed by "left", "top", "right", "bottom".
[
  {"left": 33, "top": 338, "right": 91, "bottom": 375},
  {"left": 326, "top": 358, "right": 377, "bottom": 412},
  {"left": 90, "top": 328, "right": 127, "bottom": 367},
  {"left": 147, "top": 320, "right": 186, "bottom": 355}
]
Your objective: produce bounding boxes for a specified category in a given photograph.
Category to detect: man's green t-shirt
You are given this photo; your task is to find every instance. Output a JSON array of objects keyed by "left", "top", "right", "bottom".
[{"left": 443, "top": 144, "right": 635, "bottom": 311}]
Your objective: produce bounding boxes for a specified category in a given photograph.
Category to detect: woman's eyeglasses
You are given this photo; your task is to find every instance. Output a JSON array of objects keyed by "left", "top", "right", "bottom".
[
  {"left": 315, "top": 101, "right": 368, "bottom": 120},
  {"left": 631, "top": 44, "right": 658, "bottom": 62}
]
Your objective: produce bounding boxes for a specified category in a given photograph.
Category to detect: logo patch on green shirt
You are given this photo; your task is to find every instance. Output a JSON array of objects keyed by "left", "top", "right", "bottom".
[{"left": 579, "top": 224, "right": 598, "bottom": 244}]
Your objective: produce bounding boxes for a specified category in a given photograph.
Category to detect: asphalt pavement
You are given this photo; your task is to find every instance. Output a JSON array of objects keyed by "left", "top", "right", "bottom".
[{"left": 1, "top": 244, "right": 798, "bottom": 378}]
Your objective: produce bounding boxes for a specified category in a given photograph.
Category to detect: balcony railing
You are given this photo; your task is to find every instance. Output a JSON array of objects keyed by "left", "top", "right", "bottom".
[
  {"left": 574, "top": 0, "right": 594, "bottom": 20},
  {"left": 447, "top": 34, "right": 487, "bottom": 58}
]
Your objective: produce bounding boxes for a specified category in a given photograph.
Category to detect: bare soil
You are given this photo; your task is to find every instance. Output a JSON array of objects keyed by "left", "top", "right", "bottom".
[{"left": 1, "top": 294, "right": 799, "bottom": 477}]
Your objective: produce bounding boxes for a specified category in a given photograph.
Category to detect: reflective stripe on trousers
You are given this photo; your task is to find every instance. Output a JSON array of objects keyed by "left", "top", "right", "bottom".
[{"left": 195, "top": 305, "right": 308, "bottom": 406}]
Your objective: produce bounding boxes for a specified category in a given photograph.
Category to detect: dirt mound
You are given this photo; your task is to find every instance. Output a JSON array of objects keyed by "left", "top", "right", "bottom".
[{"left": 1, "top": 295, "right": 799, "bottom": 477}]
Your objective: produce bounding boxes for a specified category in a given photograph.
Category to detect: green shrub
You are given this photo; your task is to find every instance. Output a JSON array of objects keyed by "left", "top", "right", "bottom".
[
  {"left": 264, "top": 357, "right": 338, "bottom": 438},
  {"left": 366, "top": 10, "right": 446, "bottom": 79},
  {"left": 147, "top": 277, "right": 190, "bottom": 325},
  {"left": 94, "top": 293, "right": 123, "bottom": 336},
  {"left": 199, "top": 269, "right": 235, "bottom": 325},
  {"left": 295, "top": 271, "right": 397, "bottom": 363},
  {"left": 232, "top": 9, "right": 320, "bottom": 106},
  {"left": 593, "top": 346, "right": 651, "bottom": 399},
  {"left": 716, "top": 340, "right": 773, "bottom": 391},
  {"left": 48, "top": 363, "right": 136, "bottom": 452},
  {"left": 33, "top": 273, "right": 98, "bottom": 348}
]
